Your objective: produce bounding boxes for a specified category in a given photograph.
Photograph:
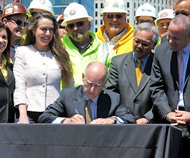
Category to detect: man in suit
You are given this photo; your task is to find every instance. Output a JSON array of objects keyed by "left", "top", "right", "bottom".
[
  {"left": 150, "top": 15, "right": 190, "bottom": 157},
  {"left": 38, "top": 61, "right": 135, "bottom": 124},
  {"left": 106, "top": 22, "right": 159, "bottom": 124}
]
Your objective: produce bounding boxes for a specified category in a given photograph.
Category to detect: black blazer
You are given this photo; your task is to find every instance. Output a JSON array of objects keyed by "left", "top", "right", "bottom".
[
  {"left": 106, "top": 52, "right": 154, "bottom": 122},
  {"left": 0, "top": 63, "right": 16, "bottom": 123},
  {"left": 38, "top": 86, "right": 135, "bottom": 123},
  {"left": 150, "top": 42, "right": 190, "bottom": 121}
]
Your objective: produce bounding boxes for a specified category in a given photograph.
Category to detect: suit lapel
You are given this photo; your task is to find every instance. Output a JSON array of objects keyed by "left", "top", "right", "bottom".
[
  {"left": 124, "top": 53, "right": 138, "bottom": 92},
  {"left": 73, "top": 86, "right": 86, "bottom": 116},
  {"left": 137, "top": 53, "right": 153, "bottom": 95},
  {"left": 6, "top": 66, "right": 14, "bottom": 86}
]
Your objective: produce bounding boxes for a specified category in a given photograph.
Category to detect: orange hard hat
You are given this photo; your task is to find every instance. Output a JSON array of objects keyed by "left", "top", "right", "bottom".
[
  {"left": 2, "top": 3, "right": 27, "bottom": 19},
  {"left": 57, "top": 13, "right": 64, "bottom": 23}
]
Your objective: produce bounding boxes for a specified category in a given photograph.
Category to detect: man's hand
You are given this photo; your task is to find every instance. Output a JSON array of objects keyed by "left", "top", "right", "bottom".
[
  {"left": 90, "top": 118, "right": 115, "bottom": 124},
  {"left": 136, "top": 118, "right": 149, "bottom": 125},
  {"left": 166, "top": 112, "right": 178, "bottom": 123},
  {"left": 63, "top": 114, "right": 85, "bottom": 124},
  {"left": 175, "top": 110, "right": 190, "bottom": 125}
]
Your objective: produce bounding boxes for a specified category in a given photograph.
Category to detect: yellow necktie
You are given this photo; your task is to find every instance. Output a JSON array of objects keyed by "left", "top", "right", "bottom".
[
  {"left": 135, "top": 59, "right": 142, "bottom": 86},
  {"left": 85, "top": 100, "right": 92, "bottom": 124}
]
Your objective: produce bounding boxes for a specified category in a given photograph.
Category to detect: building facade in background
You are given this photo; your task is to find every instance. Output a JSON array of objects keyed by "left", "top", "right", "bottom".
[{"left": 1, "top": 0, "right": 174, "bottom": 32}]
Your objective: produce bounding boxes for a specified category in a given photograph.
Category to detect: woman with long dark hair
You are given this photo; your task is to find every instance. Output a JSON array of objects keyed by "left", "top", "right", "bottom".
[
  {"left": 13, "top": 12, "right": 73, "bottom": 123},
  {"left": 0, "top": 23, "right": 16, "bottom": 123}
]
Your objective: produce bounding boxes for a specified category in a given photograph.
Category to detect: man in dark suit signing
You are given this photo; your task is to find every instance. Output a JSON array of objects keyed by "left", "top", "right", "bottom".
[
  {"left": 106, "top": 22, "right": 159, "bottom": 124},
  {"left": 150, "top": 15, "right": 190, "bottom": 157},
  {"left": 38, "top": 61, "right": 135, "bottom": 124}
]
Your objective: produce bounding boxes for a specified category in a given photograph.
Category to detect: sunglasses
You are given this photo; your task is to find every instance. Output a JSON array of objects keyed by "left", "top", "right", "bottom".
[
  {"left": 8, "top": 19, "right": 26, "bottom": 26},
  {"left": 67, "top": 21, "right": 85, "bottom": 29},
  {"left": 134, "top": 38, "right": 152, "bottom": 47},
  {"left": 106, "top": 14, "right": 124, "bottom": 19}
]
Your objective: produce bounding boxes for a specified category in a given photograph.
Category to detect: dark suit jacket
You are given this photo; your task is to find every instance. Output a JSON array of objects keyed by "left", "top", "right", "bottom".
[
  {"left": 150, "top": 42, "right": 190, "bottom": 121},
  {"left": 106, "top": 52, "right": 154, "bottom": 122},
  {"left": 38, "top": 86, "right": 135, "bottom": 123},
  {"left": 0, "top": 63, "right": 16, "bottom": 123}
]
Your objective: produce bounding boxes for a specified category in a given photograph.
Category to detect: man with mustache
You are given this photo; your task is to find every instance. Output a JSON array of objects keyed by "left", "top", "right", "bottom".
[
  {"left": 106, "top": 22, "right": 159, "bottom": 124},
  {"left": 96, "top": 0, "right": 134, "bottom": 68},
  {"left": 61, "top": 2, "right": 103, "bottom": 86}
]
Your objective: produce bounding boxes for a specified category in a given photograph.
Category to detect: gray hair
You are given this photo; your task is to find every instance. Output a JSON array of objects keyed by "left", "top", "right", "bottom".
[{"left": 134, "top": 22, "right": 159, "bottom": 44}]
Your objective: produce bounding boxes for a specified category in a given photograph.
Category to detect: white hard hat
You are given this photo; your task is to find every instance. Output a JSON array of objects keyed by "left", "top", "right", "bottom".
[
  {"left": 28, "top": 0, "right": 54, "bottom": 15},
  {"left": 100, "top": 0, "right": 128, "bottom": 15},
  {"left": 62, "top": 2, "right": 93, "bottom": 25},
  {"left": 135, "top": 3, "right": 157, "bottom": 20},
  {"left": 155, "top": 9, "right": 174, "bottom": 25}
]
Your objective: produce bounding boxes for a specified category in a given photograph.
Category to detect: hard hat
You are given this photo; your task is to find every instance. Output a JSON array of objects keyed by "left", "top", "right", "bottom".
[
  {"left": 135, "top": 3, "right": 157, "bottom": 20},
  {"left": 57, "top": 13, "right": 64, "bottom": 23},
  {"left": 28, "top": 0, "right": 54, "bottom": 15},
  {"left": 155, "top": 9, "right": 174, "bottom": 25},
  {"left": 62, "top": 2, "right": 93, "bottom": 26},
  {"left": 100, "top": 0, "right": 128, "bottom": 15},
  {"left": 2, "top": 3, "right": 26, "bottom": 19}
]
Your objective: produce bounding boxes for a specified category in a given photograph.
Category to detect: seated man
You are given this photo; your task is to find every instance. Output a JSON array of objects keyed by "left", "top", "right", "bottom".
[{"left": 38, "top": 61, "right": 135, "bottom": 124}]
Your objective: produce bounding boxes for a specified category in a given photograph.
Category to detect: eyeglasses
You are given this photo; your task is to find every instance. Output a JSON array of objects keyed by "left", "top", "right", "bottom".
[
  {"left": 134, "top": 38, "right": 152, "bottom": 47},
  {"left": 8, "top": 19, "right": 26, "bottom": 26},
  {"left": 106, "top": 14, "right": 124, "bottom": 19},
  {"left": 59, "top": 25, "right": 66, "bottom": 29},
  {"left": 175, "top": 11, "right": 190, "bottom": 16},
  {"left": 67, "top": 21, "right": 85, "bottom": 29},
  {"left": 85, "top": 79, "right": 105, "bottom": 88}
]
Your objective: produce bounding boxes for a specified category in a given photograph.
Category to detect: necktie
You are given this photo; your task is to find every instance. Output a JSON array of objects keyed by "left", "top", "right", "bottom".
[
  {"left": 177, "top": 51, "right": 184, "bottom": 91},
  {"left": 85, "top": 99, "right": 92, "bottom": 124},
  {"left": 135, "top": 59, "right": 142, "bottom": 86}
]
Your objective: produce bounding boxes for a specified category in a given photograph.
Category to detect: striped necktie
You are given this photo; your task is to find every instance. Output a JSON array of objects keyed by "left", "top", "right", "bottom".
[{"left": 135, "top": 59, "right": 142, "bottom": 86}]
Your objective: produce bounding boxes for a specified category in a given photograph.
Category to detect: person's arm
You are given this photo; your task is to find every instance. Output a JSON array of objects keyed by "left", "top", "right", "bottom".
[
  {"left": 18, "top": 104, "right": 29, "bottom": 124},
  {"left": 13, "top": 47, "right": 29, "bottom": 124},
  {"left": 150, "top": 48, "right": 172, "bottom": 122}
]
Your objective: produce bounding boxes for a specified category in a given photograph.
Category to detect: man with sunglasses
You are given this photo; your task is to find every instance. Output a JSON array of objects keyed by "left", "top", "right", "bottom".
[
  {"left": 61, "top": 2, "right": 104, "bottom": 86},
  {"left": 106, "top": 22, "right": 159, "bottom": 124},
  {"left": 2, "top": 3, "right": 27, "bottom": 60},
  {"left": 96, "top": 0, "right": 134, "bottom": 68},
  {"left": 38, "top": 61, "right": 135, "bottom": 124}
]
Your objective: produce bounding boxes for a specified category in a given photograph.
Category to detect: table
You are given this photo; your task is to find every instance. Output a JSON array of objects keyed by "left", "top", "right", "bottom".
[{"left": 0, "top": 124, "right": 182, "bottom": 158}]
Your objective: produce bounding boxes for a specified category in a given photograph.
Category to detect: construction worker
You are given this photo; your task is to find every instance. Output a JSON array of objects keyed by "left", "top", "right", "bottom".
[
  {"left": 2, "top": 3, "right": 27, "bottom": 60},
  {"left": 57, "top": 13, "right": 67, "bottom": 39},
  {"left": 61, "top": 2, "right": 103, "bottom": 86},
  {"left": 155, "top": 9, "right": 174, "bottom": 43},
  {"left": 96, "top": 0, "right": 134, "bottom": 68},
  {"left": 135, "top": 3, "right": 157, "bottom": 25},
  {"left": 27, "top": 0, "right": 54, "bottom": 17}
]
